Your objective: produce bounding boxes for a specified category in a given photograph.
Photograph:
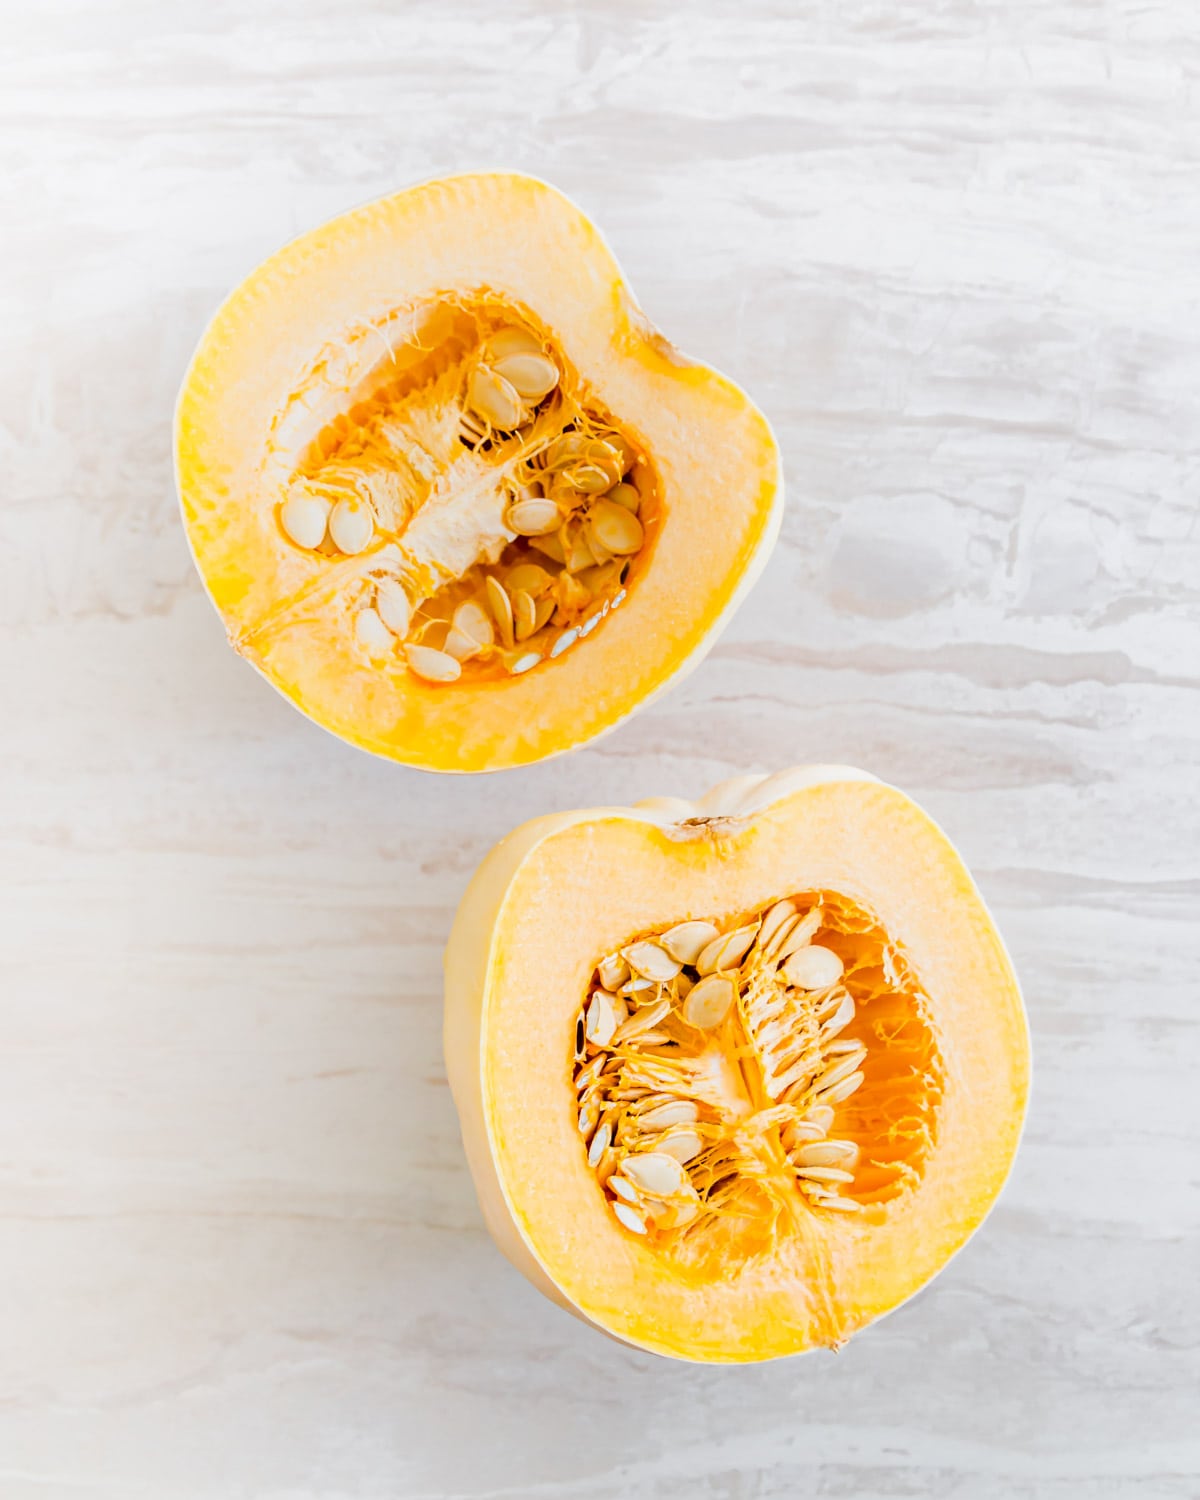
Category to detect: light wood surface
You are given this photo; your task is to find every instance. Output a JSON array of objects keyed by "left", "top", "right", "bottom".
[{"left": 3, "top": 3, "right": 1198, "bottom": 1495}]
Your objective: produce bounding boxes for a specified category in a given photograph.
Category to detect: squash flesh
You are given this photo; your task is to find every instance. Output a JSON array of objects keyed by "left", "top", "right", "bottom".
[
  {"left": 444, "top": 770, "right": 1029, "bottom": 1361},
  {"left": 176, "top": 173, "right": 781, "bottom": 770}
]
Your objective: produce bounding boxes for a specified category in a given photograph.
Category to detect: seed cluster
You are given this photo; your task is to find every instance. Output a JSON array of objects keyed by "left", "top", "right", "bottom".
[
  {"left": 275, "top": 310, "right": 647, "bottom": 683},
  {"left": 573, "top": 898, "right": 879, "bottom": 1241}
]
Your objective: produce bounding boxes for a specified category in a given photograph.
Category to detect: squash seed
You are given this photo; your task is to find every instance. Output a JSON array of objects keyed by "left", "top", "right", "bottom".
[
  {"left": 794, "top": 1166, "right": 855, "bottom": 1185},
  {"left": 405, "top": 644, "right": 461, "bottom": 683},
  {"left": 660, "top": 920, "right": 720, "bottom": 964},
  {"left": 507, "top": 650, "right": 541, "bottom": 675},
  {"left": 783, "top": 944, "right": 845, "bottom": 990},
  {"left": 612, "top": 1200, "right": 647, "bottom": 1234},
  {"left": 792, "top": 1140, "right": 860, "bottom": 1169},
  {"left": 328, "top": 497, "right": 374, "bottom": 555},
  {"left": 815, "top": 1070, "right": 865, "bottom": 1106},
  {"left": 549, "top": 627, "right": 578, "bottom": 658},
  {"left": 587, "top": 498, "right": 644, "bottom": 556},
  {"left": 622, "top": 941, "right": 681, "bottom": 983},
  {"left": 681, "top": 974, "right": 736, "bottom": 1030},
  {"left": 587, "top": 1122, "right": 613, "bottom": 1168},
  {"left": 485, "top": 325, "right": 543, "bottom": 361},
  {"left": 638, "top": 1099, "right": 699, "bottom": 1130},
  {"left": 657, "top": 1127, "right": 704, "bottom": 1165},
  {"left": 757, "top": 899, "right": 797, "bottom": 956},
  {"left": 354, "top": 606, "right": 394, "bottom": 656},
  {"left": 696, "top": 924, "right": 759, "bottom": 976},
  {"left": 811, "top": 1047, "right": 867, "bottom": 1095},
  {"left": 774, "top": 907, "right": 823, "bottom": 963},
  {"left": 375, "top": 578, "right": 412, "bottom": 636},
  {"left": 511, "top": 589, "right": 538, "bottom": 641},
  {"left": 608, "top": 482, "right": 640, "bottom": 514},
  {"left": 506, "top": 497, "right": 561, "bottom": 537},
  {"left": 622, "top": 1152, "right": 688, "bottom": 1198},
  {"left": 608, "top": 1174, "right": 641, "bottom": 1205},
  {"left": 485, "top": 576, "right": 515, "bottom": 647},
  {"left": 505, "top": 562, "right": 553, "bottom": 598},
  {"left": 280, "top": 492, "right": 329, "bottom": 550},
  {"left": 597, "top": 953, "right": 630, "bottom": 991},
  {"left": 467, "top": 364, "right": 523, "bottom": 430},
  {"left": 491, "top": 351, "right": 560, "bottom": 401}
]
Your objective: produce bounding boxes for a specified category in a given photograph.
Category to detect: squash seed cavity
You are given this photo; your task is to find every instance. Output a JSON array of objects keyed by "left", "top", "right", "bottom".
[
  {"left": 272, "top": 296, "right": 656, "bottom": 686},
  {"left": 571, "top": 889, "right": 945, "bottom": 1266}
]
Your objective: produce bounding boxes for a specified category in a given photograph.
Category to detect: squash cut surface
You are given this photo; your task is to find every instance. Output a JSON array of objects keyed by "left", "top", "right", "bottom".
[
  {"left": 444, "top": 768, "right": 1029, "bottom": 1362},
  {"left": 176, "top": 173, "right": 781, "bottom": 770}
]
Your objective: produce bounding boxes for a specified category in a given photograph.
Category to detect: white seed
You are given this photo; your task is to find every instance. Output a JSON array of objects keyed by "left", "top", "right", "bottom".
[
  {"left": 681, "top": 973, "right": 736, "bottom": 1030},
  {"left": 279, "top": 492, "right": 329, "bottom": 550},
  {"left": 622, "top": 941, "right": 682, "bottom": 983},
  {"left": 597, "top": 953, "right": 630, "bottom": 991},
  {"left": 815, "top": 1195, "right": 863, "bottom": 1213},
  {"left": 802, "top": 1104, "right": 836, "bottom": 1134},
  {"left": 660, "top": 920, "right": 720, "bottom": 965},
  {"left": 508, "top": 651, "right": 541, "bottom": 675},
  {"left": 506, "top": 498, "right": 561, "bottom": 536},
  {"left": 505, "top": 562, "right": 553, "bottom": 598},
  {"left": 608, "top": 482, "right": 640, "bottom": 514},
  {"left": 775, "top": 908, "right": 824, "bottom": 962},
  {"left": 620, "top": 975, "right": 655, "bottom": 996},
  {"left": 608, "top": 1174, "right": 641, "bottom": 1205},
  {"left": 443, "top": 626, "right": 481, "bottom": 662},
  {"left": 622, "top": 1151, "right": 688, "bottom": 1198},
  {"left": 782, "top": 944, "right": 845, "bottom": 990},
  {"left": 578, "top": 1101, "right": 599, "bottom": 1138},
  {"left": 812, "top": 1047, "right": 867, "bottom": 1095},
  {"left": 612, "top": 1201, "right": 647, "bottom": 1234},
  {"left": 587, "top": 1121, "right": 612, "bottom": 1168},
  {"left": 611, "top": 997, "right": 671, "bottom": 1044},
  {"left": 485, "top": 576, "right": 515, "bottom": 647},
  {"left": 696, "top": 924, "right": 759, "bottom": 975},
  {"left": 354, "top": 607, "right": 393, "bottom": 656},
  {"left": 405, "top": 644, "right": 462, "bottom": 683},
  {"left": 794, "top": 1166, "right": 856, "bottom": 1185},
  {"left": 756, "top": 899, "right": 797, "bottom": 955},
  {"left": 815, "top": 1070, "right": 865, "bottom": 1106},
  {"left": 819, "top": 989, "right": 857, "bottom": 1041},
  {"left": 638, "top": 1099, "right": 699, "bottom": 1130},
  {"left": 328, "top": 498, "right": 374, "bottom": 555},
  {"left": 485, "top": 325, "right": 543, "bottom": 361},
  {"left": 453, "top": 599, "right": 494, "bottom": 648},
  {"left": 569, "top": 464, "right": 615, "bottom": 495},
  {"left": 657, "top": 1127, "right": 704, "bottom": 1165},
  {"left": 511, "top": 589, "right": 537, "bottom": 641},
  {"left": 792, "top": 1140, "right": 860, "bottom": 1169},
  {"left": 491, "top": 351, "right": 560, "bottom": 402},
  {"left": 375, "top": 579, "right": 412, "bottom": 636},
  {"left": 549, "top": 627, "right": 578, "bottom": 658},
  {"left": 467, "top": 364, "right": 523, "bottom": 429},
  {"left": 587, "top": 498, "right": 644, "bottom": 555},
  {"left": 585, "top": 990, "right": 624, "bottom": 1047}
]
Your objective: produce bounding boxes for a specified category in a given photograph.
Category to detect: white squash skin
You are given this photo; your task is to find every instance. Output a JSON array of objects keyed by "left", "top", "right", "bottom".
[{"left": 441, "top": 765, "right": 880, "bottom": 1337}]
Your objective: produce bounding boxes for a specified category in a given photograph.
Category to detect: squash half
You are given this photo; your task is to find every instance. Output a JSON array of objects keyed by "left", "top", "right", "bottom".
[
  {"left": 444, "top": 767, "right": 1029, "bottom": 1362},
  {"left": 175, "top": 172, "right": 781, "bottom": 771}
]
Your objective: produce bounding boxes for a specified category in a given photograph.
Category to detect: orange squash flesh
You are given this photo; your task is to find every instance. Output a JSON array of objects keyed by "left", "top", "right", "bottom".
[
  {"left": 444, "top": 767, "right": 1029, "bottom": 1362},
  {"left": 175, "top": 172, "right": 781, "bottom": 771}
]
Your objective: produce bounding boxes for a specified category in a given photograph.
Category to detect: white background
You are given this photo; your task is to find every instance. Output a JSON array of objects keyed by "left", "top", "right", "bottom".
[{"left": 3, "top": 3, "right": 1199, "bottom": 1496}]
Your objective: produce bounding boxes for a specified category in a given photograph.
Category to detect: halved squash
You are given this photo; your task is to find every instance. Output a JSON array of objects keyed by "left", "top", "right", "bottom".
[
  {"left": 444, "top": 766, "right": 1029, "bottom": 1362},
  {"left": 175, "top": 172, "right": 781, "bottom": 771}
]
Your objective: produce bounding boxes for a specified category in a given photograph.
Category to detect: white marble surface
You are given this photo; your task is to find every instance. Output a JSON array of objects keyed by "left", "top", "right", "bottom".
[{"left": 3, "top": 2, "right": 1199, "bottom": 1496}]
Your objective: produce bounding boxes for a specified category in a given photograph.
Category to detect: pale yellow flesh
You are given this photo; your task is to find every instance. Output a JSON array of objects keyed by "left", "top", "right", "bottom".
[
  {"left": 443, "top": 768, "right": 1029, "bottom": 1362},
  {"left": 176, "top": 172, "right": 781, "bottom": 771}
]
